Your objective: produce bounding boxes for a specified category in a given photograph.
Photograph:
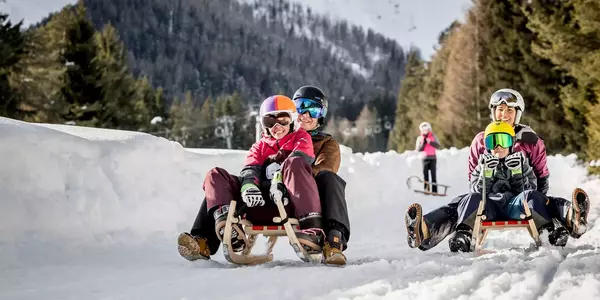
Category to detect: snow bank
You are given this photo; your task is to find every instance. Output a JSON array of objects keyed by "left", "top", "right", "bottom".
[{"left": 0, "top": 117, "right": 597, "bottom": 246}]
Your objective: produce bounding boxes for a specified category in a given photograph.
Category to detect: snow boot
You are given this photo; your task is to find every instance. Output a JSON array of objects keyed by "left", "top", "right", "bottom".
[
  {"left": 177, "top": 232, "right": 210, "bottom": 261},
  {"left": 322, "top": 228, "right": 346, "bottom": 266},
  {"left": 213, "top": 205, "right": 246, "bottom": 252},
  {"left": 449, "top": 229, "right": 472, "bottom": 253},
  {"left": 568, "top": 188, "right": 590, "bottom": 238},
  {"left": 296, "top": 215, "right": 324, "bottom": 253},
  {"left": 405, "top": 203, "right": 428, "bottom": 248}
]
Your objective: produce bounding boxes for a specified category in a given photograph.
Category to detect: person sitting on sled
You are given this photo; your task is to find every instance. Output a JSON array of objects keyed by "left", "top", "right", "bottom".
[
  {"left": 177, "top": 86, "right": 350, "bottom": 265},
  {"left": 179, "top": 95, "right": 325, "bottom": 260},
  {"left": 415, "top": 122, "right": 441, "bottom": 194},
  {"left": 406, "top": 121, "right": 553, "bottom": 252},
  {"left": 404, "top": 88, "right": 590, "bottom": 252}
]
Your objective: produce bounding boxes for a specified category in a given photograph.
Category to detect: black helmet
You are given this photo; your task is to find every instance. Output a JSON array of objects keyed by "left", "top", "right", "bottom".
[{"left": 292, "top": 85, "right": 328, "bottom": 125}]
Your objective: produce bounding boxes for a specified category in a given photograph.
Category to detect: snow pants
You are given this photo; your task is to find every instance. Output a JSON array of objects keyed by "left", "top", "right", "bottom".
[
  {"left": 191, "top": 167, "right": 350, "bottom": 255},
  {"left": 455, "top": 190, "right": 551, "bottom": 230},
  {"left": 416, "top": 190, "right": 568, "bottom": 251},
  {"left": 204, "top": 156, "right": 322, "bottom": 223},
  {"left": 315, "top": 170, "right": 351, "bottom": 247},
  {"left": 423, "top": 158, "right": 437, "bottom": 193}
]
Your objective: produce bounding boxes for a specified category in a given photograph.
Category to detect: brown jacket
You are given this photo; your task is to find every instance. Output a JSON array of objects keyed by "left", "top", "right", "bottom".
[{"left": 310, "top": 131, "right": 341, "bottom": 176}]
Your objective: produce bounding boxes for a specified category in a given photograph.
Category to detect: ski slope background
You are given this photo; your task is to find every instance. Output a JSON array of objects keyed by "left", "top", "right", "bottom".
[{"left": 0, "top": 116, "right": 599, "bottom": 300}]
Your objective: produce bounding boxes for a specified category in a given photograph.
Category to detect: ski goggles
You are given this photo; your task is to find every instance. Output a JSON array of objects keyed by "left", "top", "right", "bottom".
[
  {"left": 490, "top": 91, "right": 520, "bottom": 108},
  {"left": 484, "top": 132, "right": 514, "bottom": 150},
  {"left": 294, "top": 98, "right": 326, "bottom": 118},
  {"left": 262, "top": 112, "right": 292, "bottom": 128}
]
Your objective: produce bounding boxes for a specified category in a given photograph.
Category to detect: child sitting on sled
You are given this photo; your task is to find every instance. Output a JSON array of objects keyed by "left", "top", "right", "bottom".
[
  {"left": 178, "top": 95, "right": 324, "bottom": 261},
  {"left": 406, "top": 121, "right": 554, "bottom": 252}
]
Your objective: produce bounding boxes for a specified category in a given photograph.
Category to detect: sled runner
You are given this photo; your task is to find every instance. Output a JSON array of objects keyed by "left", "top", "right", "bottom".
[
  {"left": 221, "top": 171, "right": 323, "bottom": 265},
  {"left": 406, "top": 175, "right": 449, "bottom": 197},
  {"left": 471, "top": 165, "right": 542, "bottom": 254}
]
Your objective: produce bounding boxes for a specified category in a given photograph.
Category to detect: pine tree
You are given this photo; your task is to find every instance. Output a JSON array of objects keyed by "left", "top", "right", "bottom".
[
  {"left": 525, "top": 0, "right": 600, "bottom": 167},
  {"left": 0, "top": 12, "right": 26, "bottom": 118},
  {"left": 388, "top": 48, "right": 425, "bottom": 152}
]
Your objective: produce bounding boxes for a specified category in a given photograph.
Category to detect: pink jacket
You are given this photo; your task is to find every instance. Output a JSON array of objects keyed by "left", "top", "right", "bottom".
[
  {"left": 468, "top": 125, "right": 549, "bottom": 181},
  {"left": 415, "top": 132, "right": 440, "bottom": 158}
]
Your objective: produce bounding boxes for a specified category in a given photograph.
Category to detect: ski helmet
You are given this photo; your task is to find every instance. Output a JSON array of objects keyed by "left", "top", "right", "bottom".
[
  {"left": 489, "top": 88, "right": 525, "bottom": 125},
  {"left": 292, "top": 85, "right": 328, "bottom": 126},
  {"left": 419, "top": 122, "right": 432, "bottom": 133},
  {"left": 484, "top": 121, "right": 516, "bottom": 151},
  {"left": 259, "top": 95, "right": 298, "bottom": 132}
]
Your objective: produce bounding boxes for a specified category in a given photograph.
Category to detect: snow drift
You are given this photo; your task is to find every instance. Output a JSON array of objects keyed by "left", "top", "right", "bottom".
[{"left": 1, "top": 117, "right": 598, "bottom": 300}]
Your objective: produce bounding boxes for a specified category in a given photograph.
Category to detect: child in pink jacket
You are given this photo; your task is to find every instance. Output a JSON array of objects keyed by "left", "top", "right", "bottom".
[{"left": 415, "top": 122, "right": 441, "bottom": 193}]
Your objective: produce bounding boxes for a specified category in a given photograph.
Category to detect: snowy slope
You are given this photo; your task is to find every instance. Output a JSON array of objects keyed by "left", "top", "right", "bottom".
[
  {"left": 0, "top": 116, "right": 599, "bottom": 300},
  {"left": 291, "top": 0, "right": 472, "bottom": 59}
]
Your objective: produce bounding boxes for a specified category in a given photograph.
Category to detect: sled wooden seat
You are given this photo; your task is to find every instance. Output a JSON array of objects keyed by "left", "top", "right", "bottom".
[
  {"left": 472, "top": 196, "right": 542, "bottom": 253},
  {"left": 238, "top": 218, "right": 301, "bottom": 236}
]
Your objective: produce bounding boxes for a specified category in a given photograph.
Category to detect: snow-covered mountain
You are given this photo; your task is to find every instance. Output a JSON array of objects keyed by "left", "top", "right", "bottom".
[
  {"left": 290, "top": 0, "right": 472, "bottom": 59},
  {"left": 2, "top": 0, "right": 471, "bottom": 59},
  {"left": 0, "top": 116, "right": 598, "bottom": 299}
]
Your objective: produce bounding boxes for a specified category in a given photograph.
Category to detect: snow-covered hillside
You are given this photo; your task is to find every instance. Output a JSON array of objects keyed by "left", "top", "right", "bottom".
[
  {"left": 2, "top": 0, "right": 470, "bottom": 59},
  {"left": 0, "top": 117, "right": 598, "bottom": 300},
  {"left": 291, "top": 0, "right": 472, "bottom": 59}
]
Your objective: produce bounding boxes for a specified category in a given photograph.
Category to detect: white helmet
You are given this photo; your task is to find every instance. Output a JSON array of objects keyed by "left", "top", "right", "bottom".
[
  {"left": 419, "top": 122, "right": 431, "bottom": 133},
  {"left": 489, "top": 88, "right": 525, "bottom": 124}
]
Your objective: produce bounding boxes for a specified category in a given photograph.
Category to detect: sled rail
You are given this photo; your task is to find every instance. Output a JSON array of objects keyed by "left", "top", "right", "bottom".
[{"left": 406, "top": 175, "right": 450, "bottom": 196}]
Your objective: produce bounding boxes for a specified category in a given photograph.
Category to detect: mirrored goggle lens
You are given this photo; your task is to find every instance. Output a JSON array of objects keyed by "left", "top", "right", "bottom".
[
  {"left": 484, "top": 133, "right": 514, "bottom": 149},
  {"left": 490, "top": 91, "right": 519, "bottom": 107},
  {"left": 294, "top": 98, "right": 324, "bottom": 118},
  {"left": 262, "top": 114, "right": 291, "bottom": 128}
]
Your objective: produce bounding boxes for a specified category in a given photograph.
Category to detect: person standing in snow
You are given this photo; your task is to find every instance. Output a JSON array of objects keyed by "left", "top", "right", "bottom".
[
  {"left": 404, "top": 88, "right": 590, "bottom": 252},
  {"left": 177, "top": 86, "right": 350, "bottom": 265},
  {"left": 415, "top": 122, "right": 441, "bottom": 194},
  {"left": 178, "top": 95, "right": 324, "bottom": 260}
]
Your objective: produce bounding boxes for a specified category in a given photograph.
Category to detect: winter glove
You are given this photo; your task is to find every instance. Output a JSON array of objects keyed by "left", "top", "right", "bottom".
[
  {"left": 266, "top": 162, "right": 281, "bottom": 180},
  {"left": 505, "top": 152, "right": 527, "bottom": 191},
  {"left": 241, "top": 183, "right": 264, "bottom": 207},
  {"left": 269, "top": 171, "right": 289, "bottom": 206},
  {"left": 480, "top": 153, "right": 499, "bottom": 178},
  {"left": 505, "top": 151, "right": 524, "bottom": 175}
]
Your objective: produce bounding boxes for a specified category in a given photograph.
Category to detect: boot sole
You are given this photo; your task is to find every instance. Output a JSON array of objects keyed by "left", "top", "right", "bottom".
[
  {"left": 324, "top": 253, "right": 347, "bottom": 266},
  {"left": 405, "top": 203, "right": 423, "bottom": 248},
  {"left": 571, "top": 188, "right": 590, "bottom": 238},
  {"left": 177, "top": 233, "right": 209, "bottom": 261}
]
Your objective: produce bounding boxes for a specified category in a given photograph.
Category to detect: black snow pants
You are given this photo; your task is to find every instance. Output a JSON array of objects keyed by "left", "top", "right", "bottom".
[{"left": 423, "top": 158, "right": 437, "bottom": 193}]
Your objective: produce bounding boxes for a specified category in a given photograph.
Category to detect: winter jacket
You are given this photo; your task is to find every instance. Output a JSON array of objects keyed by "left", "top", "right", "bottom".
[
  {"left": 310, "top": 131, "right": 341, "bottom": 176},
  {"left": 241, "top": 129, "right": 314, "bottom": 187},
  {"left": 468, "top": 124, "right": 550, "bottom": 194},
  {"left": 469, "top": 154, "right": 537, "bottom": 207},
  {"left": 415, "top": 132, "right": 440, "bottom": 159}
]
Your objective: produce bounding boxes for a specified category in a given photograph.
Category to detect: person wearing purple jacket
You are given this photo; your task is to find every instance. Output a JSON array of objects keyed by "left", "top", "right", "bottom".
[{"left": 404, "top": 88, "right": 590, "bottom": 252}]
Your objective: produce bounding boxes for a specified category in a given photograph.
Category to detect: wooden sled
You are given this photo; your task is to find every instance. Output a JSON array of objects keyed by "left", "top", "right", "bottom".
[
  {"left": 221, "top": 171, "right": 323, "bottom": 265},
  {"left": 406, "top": 175, "right": 449, "bottom": 197},
  {"left": 471, "top": 194, "right": 542, "bottom": 254}
]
